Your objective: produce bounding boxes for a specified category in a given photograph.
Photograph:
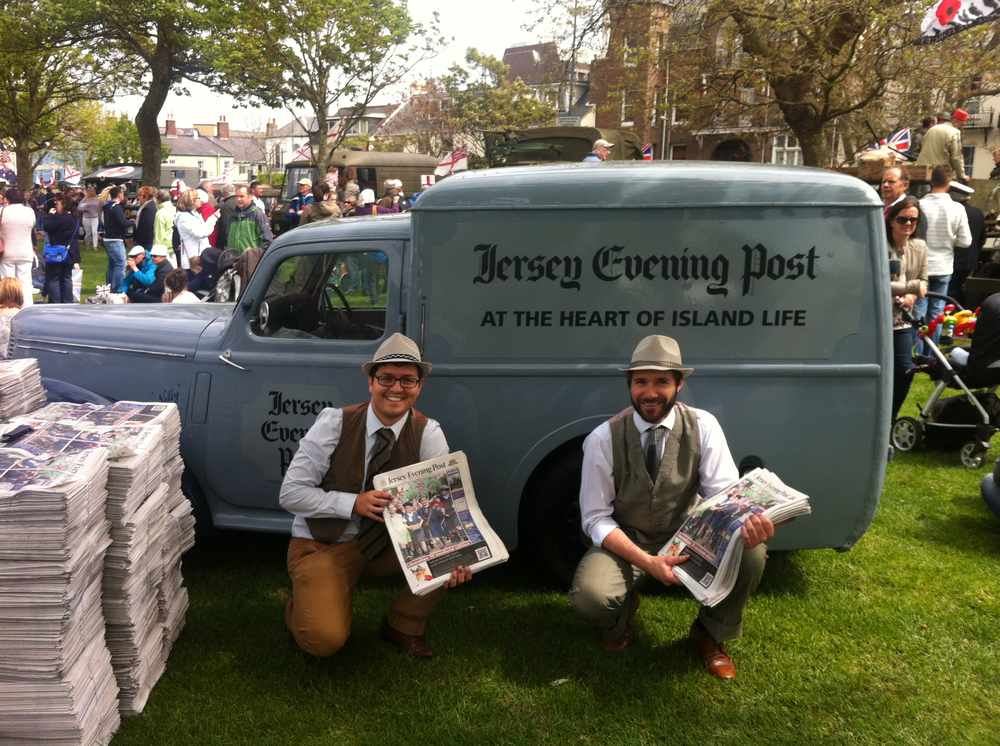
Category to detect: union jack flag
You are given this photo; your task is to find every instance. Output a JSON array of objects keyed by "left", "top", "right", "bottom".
[
  {"left": 434, "top": 147, "right": 468, "bottom": 177},
  {"left": 641, "top": 143, "right": 654, "bottom": 161},
  {"left": 886, "top": 128, "right": 911, "bottom": 153}
]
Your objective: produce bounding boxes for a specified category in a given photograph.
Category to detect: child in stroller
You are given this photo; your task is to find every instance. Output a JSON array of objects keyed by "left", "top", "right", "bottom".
[{"left": 891, "top": 292, "right": 1000, "bottom": 467}]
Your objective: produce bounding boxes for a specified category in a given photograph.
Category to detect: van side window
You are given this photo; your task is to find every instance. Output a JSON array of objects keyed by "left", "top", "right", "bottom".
[
  {"left": 356, "top": 167, "right": 377, "bottom": 195},
  {"left": 253, "top": 251, "right": 388, "bottom": 341}
]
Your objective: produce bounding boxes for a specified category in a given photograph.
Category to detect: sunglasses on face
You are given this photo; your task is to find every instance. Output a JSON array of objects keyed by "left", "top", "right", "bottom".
[{"left": 894, "top": 216, "right": 919, "bottom": 225}]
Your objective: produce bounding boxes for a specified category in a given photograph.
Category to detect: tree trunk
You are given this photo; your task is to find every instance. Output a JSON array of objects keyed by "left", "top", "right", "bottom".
[
  {"left": 135, "top": 42, "right": 173, "bottom": 188},
  {"left": 14, "top": 144, "right": 33, "bottom": 192}
]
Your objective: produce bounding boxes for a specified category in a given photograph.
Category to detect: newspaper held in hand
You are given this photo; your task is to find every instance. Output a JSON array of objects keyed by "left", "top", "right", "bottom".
[
  {"left": 659, "top": 468, "right": 811, "bottom": 607},
  {"left": 373, "top": 451, "right": 508, "bottom": 596}
]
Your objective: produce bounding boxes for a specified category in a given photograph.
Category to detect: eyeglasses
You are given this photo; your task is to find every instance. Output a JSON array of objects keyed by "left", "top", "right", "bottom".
[
  {"left": 374, "top": 374, "right": 420, "bottom": 389},
  {"left": 894, "top": 216, "right": 919, "bottom": 225}
]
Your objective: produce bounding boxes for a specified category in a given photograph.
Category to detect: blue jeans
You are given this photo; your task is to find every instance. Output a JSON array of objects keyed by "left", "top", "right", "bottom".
[
  {"left": 104, "top": 239, "right": 126, "bottom": 290},
  {"left": 914, "top": 274, "right": 951, "bottom": 355},
  {"left": 44, "top": 261, "right": 73, "bottom": 303},
  {"left": 892, "top": 327, "right": 915, "bottom": 419}
]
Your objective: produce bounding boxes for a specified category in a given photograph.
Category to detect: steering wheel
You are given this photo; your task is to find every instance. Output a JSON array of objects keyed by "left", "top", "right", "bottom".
[{"left": 322, "top": 282, "right": 354, "bottom": 323}]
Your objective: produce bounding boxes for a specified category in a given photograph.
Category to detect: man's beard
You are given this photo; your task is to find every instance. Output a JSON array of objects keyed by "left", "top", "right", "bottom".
[{"left": 631, "top": 392, "right": 677, "bottom": 424}]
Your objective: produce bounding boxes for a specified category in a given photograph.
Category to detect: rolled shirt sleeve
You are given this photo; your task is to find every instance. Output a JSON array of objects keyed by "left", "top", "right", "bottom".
[
  {"left": 579, "top": 423, "right": 619, "bottom": 547},
  {"left": 279, "top": 408, "right": 357, "bottom": 519}
]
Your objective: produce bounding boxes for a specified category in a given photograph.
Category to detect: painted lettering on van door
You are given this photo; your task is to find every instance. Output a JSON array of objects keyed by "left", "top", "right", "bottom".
[{"left": 471, "top": 242, "right": 819, "bottom": 298}]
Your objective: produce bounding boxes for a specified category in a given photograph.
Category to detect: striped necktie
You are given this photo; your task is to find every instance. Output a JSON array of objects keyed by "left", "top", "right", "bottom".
[{"left": 356, "top": 427, "right": 395, "bottom": 559}]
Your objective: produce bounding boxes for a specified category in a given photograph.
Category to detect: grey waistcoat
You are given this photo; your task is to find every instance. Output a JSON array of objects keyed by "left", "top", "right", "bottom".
[{"left": 609, "top": 403, "right": 702, "bottom": 551}]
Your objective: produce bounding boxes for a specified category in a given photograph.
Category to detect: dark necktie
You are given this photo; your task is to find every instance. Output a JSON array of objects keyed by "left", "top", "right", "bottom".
[
  {"left": 356, "top": 427, "right": 395, "bottom": 558},
  {"left": 645, "top": 425, "right": 664, "bottom": 481}
]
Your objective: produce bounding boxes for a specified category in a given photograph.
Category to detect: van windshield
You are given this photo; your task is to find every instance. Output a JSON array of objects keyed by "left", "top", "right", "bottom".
[{"left": 283, "top": 166, "right": 315, "bottom": 200}]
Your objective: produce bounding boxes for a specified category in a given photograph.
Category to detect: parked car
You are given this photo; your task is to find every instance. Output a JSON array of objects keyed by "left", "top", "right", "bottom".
[{"left": 11, "top": 162, "right": 889, "bottom": 582}]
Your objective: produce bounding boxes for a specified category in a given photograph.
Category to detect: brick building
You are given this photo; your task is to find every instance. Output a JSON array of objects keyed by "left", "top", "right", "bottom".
[{"left": 588, "top": 0, "right": 804, "bottom": 163}]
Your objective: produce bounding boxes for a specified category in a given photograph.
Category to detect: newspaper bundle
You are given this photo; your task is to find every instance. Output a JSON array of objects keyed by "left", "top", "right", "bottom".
[
  {"left": 659, "top": 468, "right": 811, "bottom": 607},
  {"left": 373, "top": 451, "right": 508, "bottom": 596},
  {"left": 1, "top": 399, "right": 193, "bottom": 718},
  {"left": 0, "top": 448, "right": 122, "bottom": 745}
]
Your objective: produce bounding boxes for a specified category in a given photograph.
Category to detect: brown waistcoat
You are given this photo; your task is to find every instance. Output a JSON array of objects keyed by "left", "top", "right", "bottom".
[
  {"left": 306, "top": 402, "right": 428, "bottom": 543},
  {"left": 608, "top": 403, "right": 701, "bottom": 551}
]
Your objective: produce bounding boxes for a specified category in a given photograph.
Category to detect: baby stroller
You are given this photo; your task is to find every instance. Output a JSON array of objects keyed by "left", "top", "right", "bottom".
[{"left": 890, "top": 292, "right": 1000, "bottom": 468}]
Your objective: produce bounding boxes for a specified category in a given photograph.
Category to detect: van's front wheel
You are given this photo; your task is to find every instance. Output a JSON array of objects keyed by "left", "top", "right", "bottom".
[{"left": 520, "top": 449, "right": 587, "bottom": 587}]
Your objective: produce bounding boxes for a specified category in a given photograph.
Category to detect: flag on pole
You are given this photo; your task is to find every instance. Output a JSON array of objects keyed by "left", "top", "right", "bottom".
[
  {"left": 919, "top": 0, "right": 1000, "bottom": 44},
  {"left": 291, "top": 142, "right": 313, "bottom": 162},
  {"left": 64, "top": 165, "right": 81, "bottom": 185},
  {"left": 434, "top": 148, "right": 469, "bottom": 177},
  {"left": 886, "top": 128, "right": 912, "bottom": 153},
  {"left": 641, "top": 143, "right": 654, "bottom": 161}
]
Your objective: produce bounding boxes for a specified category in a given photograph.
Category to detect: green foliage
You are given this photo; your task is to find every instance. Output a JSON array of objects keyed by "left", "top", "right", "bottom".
[
  {"left": 84, "top": 113, "right": 169, "bottom": 169},
  {"left": 440, "top": 49, "right": 556, "bottom": 156},
  {"left": 0, "top": 1, "right": 115, "bottom": 188},
  {"left": 209, "top": 0, "right": 441, "bottom": 171}
]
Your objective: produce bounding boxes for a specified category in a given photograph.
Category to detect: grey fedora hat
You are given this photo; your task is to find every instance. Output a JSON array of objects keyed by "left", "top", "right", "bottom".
[
  {"left": 622, "top": 334, "right": 694, "bottom": 377},
  {"left": 361, "top": 333, "right": 432, "bottom": 376}
]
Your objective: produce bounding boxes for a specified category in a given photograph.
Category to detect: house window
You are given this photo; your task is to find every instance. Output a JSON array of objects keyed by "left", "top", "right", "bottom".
[
  {"left": 771, "top": 134, "right": 802, "bottom": 165},
  {"left": 197, "top": 160, "right": 206, "bottom": 179},
  {"left": 671, "top": 144, "right": 688, "bottom": 160},
  {"left": 623, "top": 35, "right": 638, "bottom": 67},
  {"left": 738, "top": 87, "right": 756, "bottom": 128},
  {"left": 671, "top": 106, "right": 687, "bottom": 125},
  {"left": 621, "top": 91, "right": 641, "bottom": 127}
]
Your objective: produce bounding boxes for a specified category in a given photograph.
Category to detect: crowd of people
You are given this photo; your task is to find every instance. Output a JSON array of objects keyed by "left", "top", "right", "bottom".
[{"left": 0, "top": 171, "right": 420, "bottom": 309}]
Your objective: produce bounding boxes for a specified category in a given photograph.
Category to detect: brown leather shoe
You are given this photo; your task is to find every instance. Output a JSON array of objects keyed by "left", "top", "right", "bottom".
[
  {"left": 380, "top": 618, "right": 433, "bottom": 658},
  {"left": 690, "top": 622, "right": 736, "bottom": 680}
]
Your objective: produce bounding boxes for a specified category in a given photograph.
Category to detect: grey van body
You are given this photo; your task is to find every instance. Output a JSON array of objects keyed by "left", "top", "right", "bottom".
[{"left": 11, "top": 163, "right": 889, "bottom": 574}]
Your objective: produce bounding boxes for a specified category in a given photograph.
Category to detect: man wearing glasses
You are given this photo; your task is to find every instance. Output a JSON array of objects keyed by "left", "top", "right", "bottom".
[{"left": 280, "top": 333, "right": 470, "bottom": 658}]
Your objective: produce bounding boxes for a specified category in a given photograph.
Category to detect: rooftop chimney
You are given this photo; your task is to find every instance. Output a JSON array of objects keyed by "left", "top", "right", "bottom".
[
  {"left": 165, "top": 117, "right": 176, "bottom": 137},
  {"left": 265, "top": 118, "right": 276, "bottom": 137},
  {"left": 217, "top": 115, "right": 230, "bottom": 139}
]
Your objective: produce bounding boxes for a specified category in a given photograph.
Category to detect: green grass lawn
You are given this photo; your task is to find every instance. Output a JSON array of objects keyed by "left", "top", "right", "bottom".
[{"left": 109, "top": 376, "right": 1000, "bottom": 746}]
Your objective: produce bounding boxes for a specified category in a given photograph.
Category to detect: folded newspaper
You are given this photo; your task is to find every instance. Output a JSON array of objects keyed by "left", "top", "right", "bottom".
[
  {"left": 658, "top": 468, "right": 811, "bottom": 607},
  {"left": 373, "top": 451, "right": 508, "bottom": 596}
]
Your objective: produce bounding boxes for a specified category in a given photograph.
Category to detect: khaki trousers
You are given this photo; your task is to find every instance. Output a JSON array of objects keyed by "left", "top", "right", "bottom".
[
  {"left": 285, "top": 537, "right": 445, "bottom": 657},
  {"left": 568, "top": 542, "right": 767, "bottom": 644}
]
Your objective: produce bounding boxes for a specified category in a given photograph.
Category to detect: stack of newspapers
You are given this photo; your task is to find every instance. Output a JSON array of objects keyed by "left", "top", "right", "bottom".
[
  {"left": 5, "top": 400, "right": 193, "bottom": 717},
  {"left": 0, "top": 359, "right": 47, "bottom": 419},
  {"left": 0, "top": 449, "right": 121, "bottom": 745},
  {"left": 660, "top": 468, "right": 811, "bottom": 607}
]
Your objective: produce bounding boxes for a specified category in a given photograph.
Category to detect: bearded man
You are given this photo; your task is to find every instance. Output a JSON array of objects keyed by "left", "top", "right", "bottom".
[{"left": 568, "top": 335, "right": 776, "bottom": 680}]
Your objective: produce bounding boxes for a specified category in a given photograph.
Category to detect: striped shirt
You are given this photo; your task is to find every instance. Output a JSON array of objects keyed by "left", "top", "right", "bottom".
[{"left": 919, "top": 192, "right": 972, "bottom": 276}]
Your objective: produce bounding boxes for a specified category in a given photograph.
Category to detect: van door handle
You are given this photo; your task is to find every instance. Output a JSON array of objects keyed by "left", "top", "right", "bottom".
[{"left": 218, "top": 350, "right": 248, "bottom": 372}]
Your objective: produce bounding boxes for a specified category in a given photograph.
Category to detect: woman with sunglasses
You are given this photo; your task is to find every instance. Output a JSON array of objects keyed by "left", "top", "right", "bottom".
[{"left": 887, "top": 196, "right": 928, "bottom": 419}]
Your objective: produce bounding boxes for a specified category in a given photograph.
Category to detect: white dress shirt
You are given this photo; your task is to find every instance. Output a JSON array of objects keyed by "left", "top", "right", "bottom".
[
  {"left": 919, "top": 192, "right": 972, "bottom": 276},
  {"left": 279, "top": 405, "right": 448, "bottom": 541},
  {"left": 579, "top": 406, "right": 739, "bottom": 547}
]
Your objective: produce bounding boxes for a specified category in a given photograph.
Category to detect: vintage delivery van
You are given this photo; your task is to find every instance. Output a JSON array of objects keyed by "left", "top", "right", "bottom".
[{"left": 11, "top": 162, "right": 889, "bottom": 581}]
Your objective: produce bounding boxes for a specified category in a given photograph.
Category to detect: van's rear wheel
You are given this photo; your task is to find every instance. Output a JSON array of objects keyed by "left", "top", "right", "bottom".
[{"left": 520, "top": 449, "right": 587, "bottom": 587}]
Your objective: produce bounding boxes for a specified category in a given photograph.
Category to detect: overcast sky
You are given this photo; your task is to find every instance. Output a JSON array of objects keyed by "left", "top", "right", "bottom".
[{"left": 111, "top": 0, "right": 554, "bottom": 131}]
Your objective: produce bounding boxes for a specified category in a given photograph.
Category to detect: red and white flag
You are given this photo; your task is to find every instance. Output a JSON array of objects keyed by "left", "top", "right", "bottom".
[
  {"left": 434, "top": 148, "right": 468, "bottom": 177},
  {"left": 291, "top": 142, "right": 313, "bottom": 162},
  {"left": 919, "top": 0, "right": 1000, "bottom": 43},
  {"left": 64, "top": 165, "right": 81, "bottom": 185},
  {"left": 641, "top": 143, "right": 654, "bottom": 161}
]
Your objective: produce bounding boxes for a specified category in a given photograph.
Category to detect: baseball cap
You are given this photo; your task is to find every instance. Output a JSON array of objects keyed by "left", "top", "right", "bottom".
[
  {"left": 150, "top": 244, "right": 170, "bottom": 257},
  {"left": 128, "top": 246, "right": 146, "bottom": 257},
  {"left": 952, "top": 108, "right": 969, "bottom": 123},
  {"left": 594, "top": 138, "right": 615, "bottom": 149},
  {"left": 297, "top": 178, "right": 312, "bottom": 187}
]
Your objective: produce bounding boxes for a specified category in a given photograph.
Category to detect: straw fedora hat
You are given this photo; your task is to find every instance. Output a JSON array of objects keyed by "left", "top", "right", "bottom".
[
  {"left": 361, "top": 333, "right": 432, "bottom": 376},
  {"left": 622, "top": 335, "right": 694, "bottom": 377}
]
